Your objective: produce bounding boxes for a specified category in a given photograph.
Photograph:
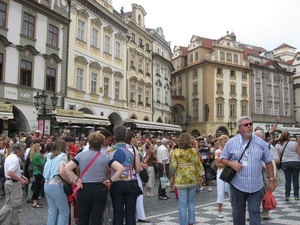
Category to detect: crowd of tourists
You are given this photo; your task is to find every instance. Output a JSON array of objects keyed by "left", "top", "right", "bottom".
[{"left": 0, "top": 115, "right": 299, "bottom": 225}]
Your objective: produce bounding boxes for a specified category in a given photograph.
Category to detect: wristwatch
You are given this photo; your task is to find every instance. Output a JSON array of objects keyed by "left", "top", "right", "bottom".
[{"left": 269, "top": 177, "right": 276, "bottom": 181}]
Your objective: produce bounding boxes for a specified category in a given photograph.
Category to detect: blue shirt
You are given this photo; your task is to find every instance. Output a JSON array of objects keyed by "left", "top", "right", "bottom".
[{"left": 220, "top": 134, "right": 273, "bottom": 193}]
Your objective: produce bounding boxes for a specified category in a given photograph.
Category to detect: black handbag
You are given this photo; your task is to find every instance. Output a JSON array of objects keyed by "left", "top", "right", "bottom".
[
  {"left": 139, "top": 169, "right": 149, "bottom": 183},
  {"left": 219, "top": 137, "right": 252, "bottom": 184},
  {"left": 59, "top": 175, "right": 73, "bottom": 196},
  {"left": 277, "top": 141, "right": 289, "bottom": 170}
]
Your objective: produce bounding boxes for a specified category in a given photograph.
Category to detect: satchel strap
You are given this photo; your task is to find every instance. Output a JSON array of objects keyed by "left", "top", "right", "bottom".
[
  {"left": 279, "top": 141, "right": 289, "bottom": 163},
  {"left": 237, "top": 136, "right": 252, "bottom": 163},
  {"left": 80, "top": 151, "right": 101, "bottom": 179}
]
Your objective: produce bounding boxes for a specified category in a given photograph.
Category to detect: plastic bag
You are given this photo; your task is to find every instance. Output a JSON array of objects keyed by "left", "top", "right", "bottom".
[
  {"left": 262, "top": 190, "right": 277, "bottom": 210},
  {"left": 160, "top": 175, "right": 170, "bottom": 189}
]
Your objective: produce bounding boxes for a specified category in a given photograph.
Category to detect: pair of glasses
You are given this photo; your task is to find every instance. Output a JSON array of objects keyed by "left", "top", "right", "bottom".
[{"left": 240, "top": 122, "right": 253, "bottom": 127}]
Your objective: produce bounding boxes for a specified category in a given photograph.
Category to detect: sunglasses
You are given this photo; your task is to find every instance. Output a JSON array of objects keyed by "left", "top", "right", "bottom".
[{"left": 240, "top": 122, "right": 253, "bottom": 127}]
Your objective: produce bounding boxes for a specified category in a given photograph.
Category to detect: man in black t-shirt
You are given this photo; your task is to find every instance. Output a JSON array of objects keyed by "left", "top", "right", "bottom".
[{"left": 198, "top": 138, "right": 212, "bottom": 191}]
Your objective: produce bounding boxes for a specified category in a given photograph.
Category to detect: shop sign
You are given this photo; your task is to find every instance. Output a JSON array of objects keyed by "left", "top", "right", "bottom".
[
  {"left": 18, "top": 89, "right": 33, "bottom": 102},
  {"left": 4, "top": 86, "right": 17, "bottom": 100},
  {"left": 0, "top": 104, "right": 13, "bottom": 112},
  {"left": 56, "top": 109, "right": 83, "bottom": 118}
]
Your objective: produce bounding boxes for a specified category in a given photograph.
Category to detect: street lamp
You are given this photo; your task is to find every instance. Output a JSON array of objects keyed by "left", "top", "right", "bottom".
[
  {"left": 34, "top": 90, "right": 58, "bottom": 135},
  {"left": 179, "top": 114, "right": 192, "bottom": 131},
  {"left": 265, "top": 124, "right": 273, "bottom": 132},
  {"left": 227, "top": 121, "right": 237, "bottom": 136}
]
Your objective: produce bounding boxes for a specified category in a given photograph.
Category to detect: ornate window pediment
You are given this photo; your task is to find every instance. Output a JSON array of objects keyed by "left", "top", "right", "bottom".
[
  {"left": 129, "top": 76, "right": 138, "bottom": 82},
  {"left": 155, "top": 79, "right": 162, "bottom": 87},
  {"left": 75, "top": 55, "right": 88, "bottom": 65},
  {"left": 103, "top": 26, "right": 113, "bottom": 34},
  {"left": 77, "top": 9, "right": 89, "bottom": 18},
  {"left": 91, "top": 18, "right": 102, "bottom": 27}
]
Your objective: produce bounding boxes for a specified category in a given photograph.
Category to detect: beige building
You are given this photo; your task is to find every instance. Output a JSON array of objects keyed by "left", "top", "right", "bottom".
[{"left": 172, "top": 32, "right": 251, "bottom": 136}]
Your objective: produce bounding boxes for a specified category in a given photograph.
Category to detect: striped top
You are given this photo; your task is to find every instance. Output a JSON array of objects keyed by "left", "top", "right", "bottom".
[{"left": 220, "top": 134, "right": 273, "bottom": 193}]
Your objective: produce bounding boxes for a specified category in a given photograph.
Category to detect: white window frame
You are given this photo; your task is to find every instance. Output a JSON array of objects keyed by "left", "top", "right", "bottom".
[
  {"left": 104, "top": 77, "right": 109, "bottom": 97},
  {"left": 91, "top": 73, "right": 97, "bottom": 94},
  {"left": 115, "top": 41, "right": 120, "bottom": 58},
  {"left": 115, "top": 81, "right": 120, "bottom": 100},
  {"left": 77, "top": 19, "right": 85, "bottom": 40},
  {"left": 76, "top": 68, "right": 84, "bottom": 90},
  {"left": 104, "top": 35, "right": 110, "bottom": 53},
  {"left": 92, "top": 28, "right": 98, "bottom": 47}
]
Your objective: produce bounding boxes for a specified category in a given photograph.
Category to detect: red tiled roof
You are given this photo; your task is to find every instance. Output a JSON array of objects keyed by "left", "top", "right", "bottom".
[
  {"left": 195, "top": 36, "right": 214, "bottom": 49},
  {"left": 262, "top": 60, "right": 274, "bottom": 67},
  {"left": 179, "top": 46, "right": 188, "bottom": 56},
  {"left": 286, "top": 59, "right": 293, "bottom": 65},
  {"left": 273, "top": 43, "right": 296, "bottom": 51},
  {"left": 124, "top": 11, "right": 132, "bottom": 17},
  {"left": 240, "top": 44, "right": 267, "bottom": 60}
]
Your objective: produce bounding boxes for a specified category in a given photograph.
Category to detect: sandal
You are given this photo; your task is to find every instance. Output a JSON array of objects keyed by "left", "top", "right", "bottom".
[
  {"left": 137, "top": 219, "right": 150, "bottom": 223},
  {"left": 74, "top": 218, "right": 78, "bottom": 224},
  {"left": 32, "top": 204, "right": 43, "bottom": 208}
]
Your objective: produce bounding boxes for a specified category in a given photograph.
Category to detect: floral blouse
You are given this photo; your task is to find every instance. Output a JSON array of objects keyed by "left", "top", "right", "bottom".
[{"left": 171, "top": 147, "right": 204, "bottom": 189}]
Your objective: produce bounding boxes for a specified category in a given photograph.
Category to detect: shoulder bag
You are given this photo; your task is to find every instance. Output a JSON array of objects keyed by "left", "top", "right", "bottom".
[
  {"left": 219, "top": 137, "right": 252, "bottom": 184},
  {"left": 277, "top": 141, "right": 289, "bottom": 170},
  {"left": 72, "top": 151, "right": 102, "bottom": 199},
  {"left": 132, "top": 145, "right": 149, "bottom": 183}
]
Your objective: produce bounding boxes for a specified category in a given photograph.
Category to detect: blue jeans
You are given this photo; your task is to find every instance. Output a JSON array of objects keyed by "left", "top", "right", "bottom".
[
  {"left": 44, "top": 184, "right": 69, "bottom": 225},
  {"left": 230, "top": 185, "right": 264, "bottom": 225},
  {"left": 110, "top": 180, "right": 139, "bottom": 225},
  {"left": 178, "top": 186, "right": 197, "bottom": 225},
  {"left": 282, "top": 161, "right": 300, "bottom": 198}
]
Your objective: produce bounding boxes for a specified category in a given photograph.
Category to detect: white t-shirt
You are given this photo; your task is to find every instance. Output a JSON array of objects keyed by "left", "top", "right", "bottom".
[
  {"left": 157, "top": 144, "right": 168, "bottom": 163},
  {"left": 4, "top": 153, "right": 21, "bottom": 178}
]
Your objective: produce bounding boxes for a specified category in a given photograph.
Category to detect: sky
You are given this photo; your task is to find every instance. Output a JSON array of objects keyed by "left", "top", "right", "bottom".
[{"left": 112, "top": 0, "right": 300, "bottom": 53}]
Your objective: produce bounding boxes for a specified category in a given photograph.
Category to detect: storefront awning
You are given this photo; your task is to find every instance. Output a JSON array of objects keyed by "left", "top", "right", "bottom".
[
  {"left": 123, "top": 118, "right": 182, "bottom": 132},
  {"left": 56, "top": 115, "right": 110, "bottom": 126},
  {"left": 0, "top": 112, "right": 14, "bottom": 120}
]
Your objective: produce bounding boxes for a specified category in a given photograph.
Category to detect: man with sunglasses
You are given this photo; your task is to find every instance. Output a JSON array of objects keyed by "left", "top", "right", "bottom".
[{"left": 220, "top": 116, "right": 276, "bottom": 225}]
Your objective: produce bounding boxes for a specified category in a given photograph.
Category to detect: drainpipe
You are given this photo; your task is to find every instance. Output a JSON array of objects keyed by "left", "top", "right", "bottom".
[{"left": 151, "top": 53, "right": 155, "bottom": 122}]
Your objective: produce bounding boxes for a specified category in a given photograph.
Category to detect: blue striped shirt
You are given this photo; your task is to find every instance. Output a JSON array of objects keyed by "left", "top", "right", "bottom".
[{"left": 220, "top": 134, "right": 273, "bottom": 193}]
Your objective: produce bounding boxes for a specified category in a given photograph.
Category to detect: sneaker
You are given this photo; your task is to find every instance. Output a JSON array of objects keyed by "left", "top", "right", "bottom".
[
  {"left": 159, "top": 196, "right": 167, "bottom": 200},
  {"left": 284, "top": 197, "right": 290, "bottom": 201},
  {"left": 295, "top": 197, "right": 299, "bottom": 201},
  {"left": 199, "top": 186, "right": 204, "bottom": 192},
  {"left": 208, "top": 187, "right": 212, "bottom": 192},
  {"left": 218, "top": 211, "right": 224, "bottom": 218},
  {"left": 262, "top": 210, "right": 269, "bottom": 220}
]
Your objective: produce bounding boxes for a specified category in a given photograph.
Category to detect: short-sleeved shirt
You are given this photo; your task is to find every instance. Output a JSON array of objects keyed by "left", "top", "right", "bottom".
[
  {"left": 157, "top": 145, "right": 168, "bottom": 163},
  {"left": 4, "top": 153, "right": 21, "bottom": 178}
]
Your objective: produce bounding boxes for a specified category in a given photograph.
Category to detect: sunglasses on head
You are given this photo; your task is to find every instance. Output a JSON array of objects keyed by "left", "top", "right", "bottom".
[{"left": 240, "top": 122, "right": 253, "bottom": 127}]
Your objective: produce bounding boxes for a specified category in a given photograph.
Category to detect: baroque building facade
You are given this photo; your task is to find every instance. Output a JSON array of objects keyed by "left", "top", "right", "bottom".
[{"left": 0, "top": 0, "right": 70, "bottom": 135}]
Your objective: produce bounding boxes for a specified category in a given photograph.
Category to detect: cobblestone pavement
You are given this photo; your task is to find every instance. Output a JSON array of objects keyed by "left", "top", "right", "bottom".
[{"left": 0, "top": 170, "right": 298, "bottom": 225}]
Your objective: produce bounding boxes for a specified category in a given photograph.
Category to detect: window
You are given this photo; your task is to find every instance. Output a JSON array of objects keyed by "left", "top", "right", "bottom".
[
  {"left": 233, "top": 54, "right": 238, "bottom": 62},
  {"left": 242, "top": 72, "right": 247, "bottom": 79},
  {"left": 146, "top": 91, "right": 150, "bottom": 104},
  {"left": 220, "top": 52, "right": 224, "bottom": 59},
  {"left": 130, "top": 85, "right": 134, "bottom": 100},
  {"left": 266, "top": 74, "right": 272, "bottom": 81},
  {"left": 179, "top": 88, "right": 182, "bottom": 96},
  {"left": 217, "top": 68, "right": 222, "bottom": 74},
  {"left": 195, "top": 52, "right": 198, "bottom": 60},
  {"left": 274, "top": 106, "right": 279, "bottom": 115},
  {"left": 193, "top": 84, "right": 197, "bottom": 93},
  {"left": 230, "top": 104, "right": 235, "bottom": 117},
  {"left": 284, "top": 77, "right": 287, "bottom": 84},
  {"left": 284, "top": 91, "right": 288, "bottom": 99},
  {"left": 138, "top": 59, "right": 142, "bottom": 71},
  {"left": 274, "top": 89, "right": 278, "bottom": 97},
  {"left": 115, "top": 41, "right": 120, "bottom": 58},
  {"left": 139, "top": 38, "right": 143, "bottom": 47},
  {"left": 193, "top": 105, "right": 198, "bottom": 118},
  {"left": 241, "top": 86, "right": 246, "bottom": 95},
  {"left": 115, "top": 81, "right": 120, "bottom": 100},
  {"left": 77, "top": 19, "right": 85, "bottom": 40},
  {"left": 267, "top": 88, "right": 272, "bottom": 97},
  {"left": 156, "top": 63, "right": 160, "bottom": 75},
  {"left": 217, "top": 103, "right": 223, "bottom": 116},
  {"left": 0, "top": 2, "right": 6, "bottom": 27},
  {"left": 20, "top": 60, "right": 32, "bottom": 87},
  {"left": 173, "top": 90, "right": 177, "bottom": 96},
  {"left": 46, "top": 67, "right": 56, "bottom": 91},
  {"left": 48, "top": 24, "right": 58, "bottom": 47},
  {"left": 0, "top": 53, "right": 3, "bottom": 81},
  {"left": 268, "top": 106, "right": 272, "bottom": 115},
  {"left": 256, "top": 87, "right": 261, "bottom": 95},
  {"left": 230, "top": 70, "right": 235, "bottom": 76},
  {"left": 190, "top": 54, "right": 193, "bottom": 62},
  {"left": 23, "top": 13, "right": 35, "bottom": 38},
  {"left": 146, "top": 43, "right": 149, "bottom": 51},
  {"left": 193, "top": 70, "right": 197, "bottom": 76},
  {"left": 156, "top": 88, "right": 160, "bottom": 101},
  {"left": 217, "top": 83, "right": 223, "bottom": 92},
  {"left": 130, "top": 55, "right": 135, "bottom": 67},
  {"left": 274, "top": 75, "right": 278, "bottom": 82},
  {"left": 230, "top": 85, "right": 236, "bottom": 94},
  {"left": 138, "top": 88, "right": 142, "bottom": 102},
  {"left": 242, "top": 105, "right": 247, "bottom": 116},
  {"left": 178, "top": 75, "right": 182, "bottom": 82},
  {"left": 165, "top": 91, "right": 167, "bottom": 104},
  {"left": 255, "top": 71, "right": 261, "bottom": 79},
  {"left": 91, "top": 73, "right": 97, "bottom": 94},
  {"left": 76, "top": 68, "right": 83, "bottom": 90},
  {"left": 92, "top": 28, "right": 98, "bottom": 47},
  {"left": 293, "top": 68, "right": 296, "bottom": 72},
  {"left": 104, "top": 77, "right": 109, "bottom": 97},
  {"left": 131, "top": 33, "right": 135, "bottom": 42},
  {"left": 145, "top": 63, "right": 149, "bottom": 74},
  {"left": 227, "top": 53, "right": 232, "bottom": 61},
  {"left": 256, "top": 105, "right": 261, "bottom": 114},
  {"left": 104, "top": 35, "right": 110, "bottom": 53}
]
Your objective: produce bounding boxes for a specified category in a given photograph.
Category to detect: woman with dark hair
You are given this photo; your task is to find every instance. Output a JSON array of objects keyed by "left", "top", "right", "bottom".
[
  {"left": 276, "top": 131, "right": 300, "bottom": 201},
  {"left": 171, "top": 133, "right": 204, "bottom": 225},
  {"left": 143, "top": 142, "right": 156, "bottom": 197},
  {"left": 43, "top": 139, "right": 71, "bottom": 225}
]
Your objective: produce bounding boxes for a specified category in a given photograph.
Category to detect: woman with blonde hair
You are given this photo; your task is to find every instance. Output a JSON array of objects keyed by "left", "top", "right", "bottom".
[
  {"left": 171, "top": 133, "right": 204, "bottom": 225},
  {"left": 276, "top": 131, "right": 300, "bottom": 201},
  {"left": 31, "top": 143, "right": 45, "bottom": 208},
  {"left": 214, "top": 134, "right": 230, "bottom": 218}
]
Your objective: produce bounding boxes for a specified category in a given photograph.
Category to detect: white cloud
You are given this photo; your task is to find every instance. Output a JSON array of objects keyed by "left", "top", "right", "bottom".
[{"left": 113, "top": 0, "right": 300, "bottom": 52}]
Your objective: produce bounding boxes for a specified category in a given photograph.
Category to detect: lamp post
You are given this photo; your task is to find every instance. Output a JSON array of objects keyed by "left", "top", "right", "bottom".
[
  {"left": 179, "top": 114, "right": 192, "bottom": 132},
  {"left": 34, "top": 90, "right": 58, "bottom": 135},
  {"left": 265, "top": 124, "right": 273, "bottom": 132},
  {"left": 227, "top": 121, "right": 237, "bottom": 136}
]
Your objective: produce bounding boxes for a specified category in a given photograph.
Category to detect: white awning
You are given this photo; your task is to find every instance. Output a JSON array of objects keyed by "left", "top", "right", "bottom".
[
  {"left": 0, "top": 112, "right": 14, "bottom": 120},
  {"left": 123, "top": 118, "right": 182, "bottom": 132},
  {"left": 56, "top": 116, "right": 110, "bottom": 126}
]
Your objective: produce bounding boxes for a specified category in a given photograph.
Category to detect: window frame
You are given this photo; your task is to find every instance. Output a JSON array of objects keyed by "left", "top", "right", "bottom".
[
  {"left": 115, "top": 81, "right": 120, "bottom": 100},
  {"left": 104, "top": 35, "right": 110, "bottom": 53},
  {"left": 103, "top": 77, "right": 109, "bottom": 97},
  {"left": 77, "top": 19, "right": 85, "bottom": 41},
  {"left": 46, "top": 67, "right": 56, "bottom": 92},
  {"left": 23, "top": 13, "right": 35, "bottom": 38},
  {"left": 91, "top": 72, "right": 97, "bottom": 94},
  {"left": 76, "top": 67, "right": 84, "bottom": 90},
  {"left": 0, "top": 2, "right": 7, "bottom": 28},
  {"left": 20, "top": 59, "right": 32, "bottom": 87},
  {"left": 115, "top": 41, "right": 121, "bottom": 58},
  {"left": 48, "top": 24, "right": 59, "bottom": 47},
  {"left": 91, "top": 28, "right": 98, "bottom": 47}
]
